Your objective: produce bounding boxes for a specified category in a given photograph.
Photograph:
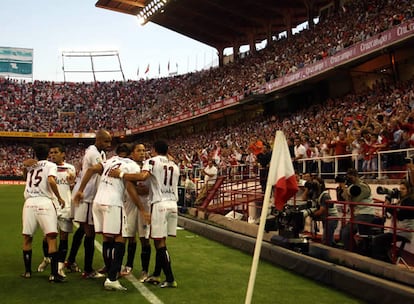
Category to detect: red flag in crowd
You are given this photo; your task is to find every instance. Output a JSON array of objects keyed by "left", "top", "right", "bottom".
[
  {"left": 266, "top": 131, "right": 298, "bottom": 210},
  {"left": 144, "top": 64, "right": 150, "bottom": 74}
]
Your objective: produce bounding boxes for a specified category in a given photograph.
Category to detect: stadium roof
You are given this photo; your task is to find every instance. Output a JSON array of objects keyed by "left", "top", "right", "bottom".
[{"left": 95, "top": 0, "right": 333, "bottom": 50}]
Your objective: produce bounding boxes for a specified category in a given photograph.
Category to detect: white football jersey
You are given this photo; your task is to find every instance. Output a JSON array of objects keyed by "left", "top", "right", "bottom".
[
  {"left": 123, "top": 161, "right": 151, "bottom": 229},
  {"left": 24, "top": 160, "right": 58, "bottom": 200},
  {"left": 124, "top": 163, "right": 142, "bottom": 214},
  {"left": 142, "top": 155, "right": 179, "bottom": 204},
  {"left": 73, "top": 145, "right": 104, "bottom": 203},
  {"left": 93, "top": 156, "right": 140, "bottom": 207},
  {"left": 54, "top": 162, "right": 76, "bottom": 218}
]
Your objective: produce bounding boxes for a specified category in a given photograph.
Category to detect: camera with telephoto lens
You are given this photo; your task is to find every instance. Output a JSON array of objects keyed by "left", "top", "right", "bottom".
[
  {"left": 265, "top": 203, "right": 316, "bottom": 238},
  {"left": 376, "top": 186, "right": 400, "bottom": 200},
  {"left": 335, "top": 175, "right": 351, "bottom": 186}
]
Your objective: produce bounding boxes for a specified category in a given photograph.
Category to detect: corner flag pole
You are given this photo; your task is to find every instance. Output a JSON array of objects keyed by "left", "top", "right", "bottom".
[{"left": 245, "top": 130, "right": 296, "bottom": 304}]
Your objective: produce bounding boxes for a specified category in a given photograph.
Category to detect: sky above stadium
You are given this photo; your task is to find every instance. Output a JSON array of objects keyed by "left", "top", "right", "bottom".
[{"left": 1, "top": 0, "right": 218, "bottom": 82}]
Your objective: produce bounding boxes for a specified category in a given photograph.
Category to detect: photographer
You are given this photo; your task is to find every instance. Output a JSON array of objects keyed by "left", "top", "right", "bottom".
[
  {"left": 340, "top": 168, "right": 377, "bottom": 250},
  {"left": 308, "top": 177, "right": 338, "bottom": 247},
  {"left": 335, "top": 175, "right": 348, "bottom": 202},
  {"left": 371, "top": 180, "right": 414, "bottom": 263},
  {"left": 302, "top": 173, "right": 317, "bottom": 201},
  {"left": 256, "top": 142, "right": 272, "bottom": 194}
]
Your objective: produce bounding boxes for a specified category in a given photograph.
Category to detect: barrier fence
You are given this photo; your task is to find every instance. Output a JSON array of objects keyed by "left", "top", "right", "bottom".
[
  {"left": 323, "top": 200, "right": 414, "bottom": 266},
  {"left": 174, "top": 147, "right": 414, "bottom": 183},
  {"left": 295, "top": 147, "right": 414, "bottom": 180}
]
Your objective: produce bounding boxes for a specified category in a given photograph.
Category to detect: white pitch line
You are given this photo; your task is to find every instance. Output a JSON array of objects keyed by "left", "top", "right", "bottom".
[
  {"left": 69, "top": 221, "right": 163, "bottom": 304},
  {"left": 127, "top": 274, "right": 164, "bottom": 304},
  {"left": 93, "top": 239, "right": 164, "bottom": 304}
]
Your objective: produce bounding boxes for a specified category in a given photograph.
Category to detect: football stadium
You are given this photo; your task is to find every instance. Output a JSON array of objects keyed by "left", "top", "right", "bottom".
[{"left": 1, "top": 0, "right": 414, "bottom": 303}]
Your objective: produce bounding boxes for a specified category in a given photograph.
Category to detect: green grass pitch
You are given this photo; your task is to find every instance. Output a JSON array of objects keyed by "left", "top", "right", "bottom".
[{"left": 0, "top": 185, "right": 363, "bottom": 303}]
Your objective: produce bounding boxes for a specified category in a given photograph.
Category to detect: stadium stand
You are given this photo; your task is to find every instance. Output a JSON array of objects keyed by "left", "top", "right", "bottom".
[
  {"left": 0, "top": 0, "right": 414, "bottom": 242},
  {"left": 1, "top": 75, "right": 414, "bottom": 178},
  {"left": 1, "top": 1, "right": 414, "bottom": 302},
  {"left": 0, "top": 0, "right": 413, "bottom": 133}
]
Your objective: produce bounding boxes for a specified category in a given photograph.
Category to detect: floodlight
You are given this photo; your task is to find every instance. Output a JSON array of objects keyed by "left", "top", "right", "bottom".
[{"left": 137, "top": 15, "right": 145, "bottom": 25}]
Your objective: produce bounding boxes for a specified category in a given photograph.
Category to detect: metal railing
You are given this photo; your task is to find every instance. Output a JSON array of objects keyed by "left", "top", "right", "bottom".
[
  {"left": 295, "top": 147, "right": 414, "bottom": 179},
  {"left": 177, "top": 147, "right": 414, "bottom": 183},
  {"left": 324, "top": 199, "right": 414, "bottom": 265}
]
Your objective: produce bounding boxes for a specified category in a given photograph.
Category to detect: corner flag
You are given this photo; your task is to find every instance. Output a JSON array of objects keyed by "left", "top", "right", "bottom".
[
  {"left": 267, "top": 131, "right": 298, "bottom": 210},
  {"left": 245, "top": 130, "right": 298, "bottom": 304}
]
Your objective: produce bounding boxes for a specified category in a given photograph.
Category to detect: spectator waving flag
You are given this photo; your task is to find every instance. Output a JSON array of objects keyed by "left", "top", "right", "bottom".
[
  {"left": 266, "top": 130, "right": 298, "bottom": 210},
  {"left": 144, "top": 64, "right": 150, "bottom": 74}
]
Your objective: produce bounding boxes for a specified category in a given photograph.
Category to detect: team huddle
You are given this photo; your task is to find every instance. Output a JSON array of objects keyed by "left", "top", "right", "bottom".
[{"left": 20, "top": 129, "right": 179, "bottom": 290}]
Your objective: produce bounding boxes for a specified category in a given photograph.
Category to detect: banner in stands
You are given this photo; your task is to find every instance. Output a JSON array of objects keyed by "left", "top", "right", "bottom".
[
  {"left": 0, "top": 131, "right": 96, "bottom": 139},
  {"left": 0, "top": 180, "right": 25, "bottom": 185},
  {"left": 264, "top": 20, "right": 414, "bottom": 93},
  {"left": 0, "top": 47, "right": 33, "bottom": 78},
  {"left": 133, "top": 95, "right": 241, "bottom": 133}
]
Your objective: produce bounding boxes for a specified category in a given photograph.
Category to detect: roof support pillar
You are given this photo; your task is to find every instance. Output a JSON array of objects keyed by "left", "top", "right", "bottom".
[
  {"left": 283, "top": 9, "right": 293, "bottom": 38},
  {"left": 266, "top": 23, "right": 273, "bottom": 45},
  {"left": 304, "top": 0, "right": 315, "bottom": 29},
  {"left": 334, "top": 0, "right": 341, "bottom": 11},
  {"left": 216, "top": 46, "right": 224, "bottom": 67},
  {"left": 233, "top": 43, "right": 240, "bottom": 60},
  {"left": 247, "top": 32, "right": 256, "bottom": 54}
]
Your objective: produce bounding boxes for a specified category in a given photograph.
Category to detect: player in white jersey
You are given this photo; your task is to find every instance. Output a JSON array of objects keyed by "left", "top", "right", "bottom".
[
  {"left": 109, "top": 140, "right": 179, "bottom": 288},
  {"left": 72, "top": 129, "right": 112, "bottom": 279},
  {"left": 120, "top": 143, "right": 152, "bottom": 282},
  {"left": 50, "top": 144, "right": 76, "bottom": 276},
  {"left": 74, "top": 143, "right": 150, "bottom": 291},
  {"left": 34, "top": 144, "right": 76, "bottom": 277},
  {"left": 21, "top": 144, "right": 66, "bottom": 283}
]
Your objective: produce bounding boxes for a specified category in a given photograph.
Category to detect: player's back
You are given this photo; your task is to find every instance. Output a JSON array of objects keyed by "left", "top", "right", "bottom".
[
  {"left": 24, "top": 160, "right": 57, "bottom": 200},
  {"left": 145, "top": 155, "right": 179, "bottom": 204},
  {"left": 94, "top": 156, "right": 139, "bottom": 207},
  {"left": 75, "top": 145, "right": 103, "bottom": 202}
]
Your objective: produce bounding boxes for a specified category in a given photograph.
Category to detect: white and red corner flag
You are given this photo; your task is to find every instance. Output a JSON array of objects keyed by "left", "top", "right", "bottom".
[
  {"left": 267, "top": 130, "right": 298, "bottom": 210},
  {"left": 245, "top": 130, "right": 298, "bottom": 304}
]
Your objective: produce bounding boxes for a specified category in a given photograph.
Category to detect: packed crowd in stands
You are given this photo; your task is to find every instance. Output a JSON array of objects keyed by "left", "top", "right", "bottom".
[
  {"left": 1, "top": 0, "right": 414, "bottom": 177},
  {"left": 0, "top": 143, "right": 86, "bottom": 177},
  {"left": 1, "top": 0, "right": 413, "bottom": 132},
  {"left": 1, "top": 75, "right": 414, "bottom": 178}
]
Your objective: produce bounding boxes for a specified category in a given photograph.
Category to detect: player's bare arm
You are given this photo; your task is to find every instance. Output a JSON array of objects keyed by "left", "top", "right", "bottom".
[
  {"left": 48, "top": 175, "right": 65, "bottom": 208},
  {"left": 23, "top": 158, "right": 38, "bottom": 167},
  {"left": 126, "top": 181, "right": 150, "bottom": 224},
  {"left": 22, "top": 158, "right": 38, "bottom": 179},
  {"left": 136, "top": 183, "right": 149, "bottom": 196},
  {"left": 73, "top": 163, "right": 103, "bottom": 205},
  {"left": 167, "top": 153, "right": 176, "bottom": 162},
  {"left": 108, "top": 168, "right": 150, "bottom": 181},
  {"left": 67, "top": 172, "right": 76, "bottom": 190}
]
